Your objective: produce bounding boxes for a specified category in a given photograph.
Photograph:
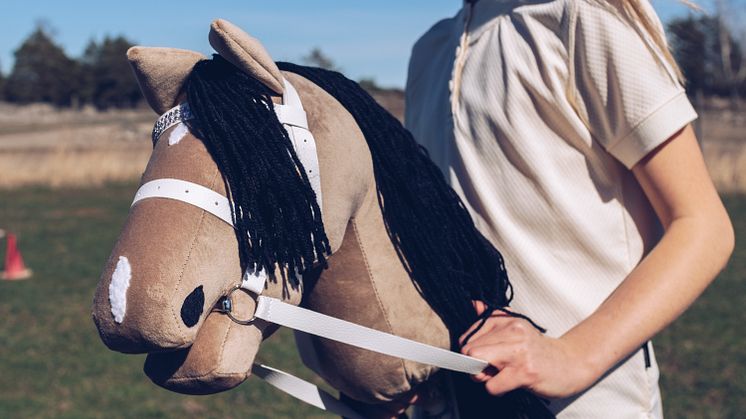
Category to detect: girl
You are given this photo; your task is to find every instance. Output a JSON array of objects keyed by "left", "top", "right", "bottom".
[{"left": 405, "top": 0, "right": 734, "bottom": 416}]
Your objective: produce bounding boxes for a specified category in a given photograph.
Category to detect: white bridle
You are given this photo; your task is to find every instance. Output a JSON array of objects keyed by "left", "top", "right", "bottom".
[{"left": 132, "top": 79, "right": 484, "bottom": 418}]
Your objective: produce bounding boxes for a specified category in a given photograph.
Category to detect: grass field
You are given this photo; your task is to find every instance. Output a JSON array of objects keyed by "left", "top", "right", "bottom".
[
  {"left": 0, "top": 183, "right": 743, "bottom": 418},
  {"left": 0, "top": 183, "right": 331, "bottom": 419}
]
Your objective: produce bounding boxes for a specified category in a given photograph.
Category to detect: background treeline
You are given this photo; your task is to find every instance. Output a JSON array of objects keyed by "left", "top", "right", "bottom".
[
  {"left": 669, "top": 14, "right": 746, "bottom": 100},
  {"left": 1, "top": 25, "right": 141, "bottom": 109},
  {"left": 0, "top": 14, "right": 744, "bottom": 110}
]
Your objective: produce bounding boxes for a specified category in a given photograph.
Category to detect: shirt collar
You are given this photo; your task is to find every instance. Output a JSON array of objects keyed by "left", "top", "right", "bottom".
[{"left": 463, "top": 0, "right": 549, "bottom": 42}]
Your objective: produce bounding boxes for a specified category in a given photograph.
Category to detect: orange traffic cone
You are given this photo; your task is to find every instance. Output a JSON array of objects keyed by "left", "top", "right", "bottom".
[{"left": 2, "top": 233, "right": 32, "bottom": 280}]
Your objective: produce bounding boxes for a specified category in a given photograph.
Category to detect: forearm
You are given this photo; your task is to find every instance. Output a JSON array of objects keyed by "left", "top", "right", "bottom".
[
  {"left": 460, "top": 127, "right": 734, "bottom": 399},
  {"left": 561, "top": 168, "right": 734, "bottom": 387}
]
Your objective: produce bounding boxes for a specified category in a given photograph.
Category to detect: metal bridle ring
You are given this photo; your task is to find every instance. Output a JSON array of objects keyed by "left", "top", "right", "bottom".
[{"left": 212, "top": 285, "right": 259, "bottom": 325}]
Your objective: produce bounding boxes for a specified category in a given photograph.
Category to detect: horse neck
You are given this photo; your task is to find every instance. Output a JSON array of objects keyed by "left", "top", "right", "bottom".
[
  {"left": 297, "top": 89, "right": 452, "bottom": 394},
  {"left": 284, "top": 71, "right": 374, "bottom": 252}
]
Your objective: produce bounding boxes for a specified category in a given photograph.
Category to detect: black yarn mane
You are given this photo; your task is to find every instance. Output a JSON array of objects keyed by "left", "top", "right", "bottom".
[
  {"left": 276, "top": 62, "right": 544, "bottom": 336},
  {"left": 183, "top": 55, "right": 551, "bottom": 418},
  {"left": 184, "top": 55, "right": 330, "bottom": 276},
  {"left": 276, "top": 62, "right": 552, "bottom": 419}
]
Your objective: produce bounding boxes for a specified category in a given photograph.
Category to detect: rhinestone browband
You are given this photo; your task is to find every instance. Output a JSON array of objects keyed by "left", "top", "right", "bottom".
[{"left": 151, "top": 103, "right": 194, "bottom": 145}]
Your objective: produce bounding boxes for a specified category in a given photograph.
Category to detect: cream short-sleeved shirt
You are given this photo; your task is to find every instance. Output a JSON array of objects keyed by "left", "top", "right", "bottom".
[{"left": 405, "top": 0, "right": 697, "bottom": 417}]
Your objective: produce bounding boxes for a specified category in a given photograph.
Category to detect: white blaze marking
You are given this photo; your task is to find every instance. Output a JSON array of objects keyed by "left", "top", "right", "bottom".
[
  {"left": 168, "top": 123, "right": 189, "bottom": 146},
  {"left": 109, "top": 256, "right": 132, "bottom": 324}
]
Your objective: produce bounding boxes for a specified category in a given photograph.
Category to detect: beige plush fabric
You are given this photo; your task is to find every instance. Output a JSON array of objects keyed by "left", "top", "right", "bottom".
[
  {"left": 209, "top": 19, "right": 285, "bottom": 95},
  {"left": 279, "top": 72, "right": 450, "bottom": 403},
  {"left": 94, "top": 20, "right": 452, "bottom": 405},
  {"left": 127, "top": 47, "right": 205, "bottom": 114},
  {"left": 92, "top": 126, "right": 302, "bottom": 387},
  {"left": 144, "top": 264, "right": 289, "bottom": 395},
  {"left": 93, "top": 131, "right": 244, "bottom": 352}
]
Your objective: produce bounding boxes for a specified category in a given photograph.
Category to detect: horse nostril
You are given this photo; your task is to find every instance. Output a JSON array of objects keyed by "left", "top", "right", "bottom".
[{"left": 180, "top": 285, "right": 204, "bottom": 328}]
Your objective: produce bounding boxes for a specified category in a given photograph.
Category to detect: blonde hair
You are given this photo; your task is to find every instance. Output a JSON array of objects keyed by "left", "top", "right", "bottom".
[
  {"left": 565, "top": 0, "right": 699, "bottom": 129},
  {"left": 614, "top": 0, "right": 702, "bottom": 85}
]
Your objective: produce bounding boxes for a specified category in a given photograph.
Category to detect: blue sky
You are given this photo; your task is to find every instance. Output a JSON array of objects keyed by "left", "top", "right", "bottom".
[{"left": 0, "top": 0, "right": 717, "bottom": 88}]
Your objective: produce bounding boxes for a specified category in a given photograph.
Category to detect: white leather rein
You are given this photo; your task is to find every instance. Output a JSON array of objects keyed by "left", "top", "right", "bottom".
[{"left": 133, "top": 79, "right": 486, "bottom": 418}]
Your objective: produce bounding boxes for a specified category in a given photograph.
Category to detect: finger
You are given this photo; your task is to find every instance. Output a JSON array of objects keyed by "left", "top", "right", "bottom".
[
  {"left": 459, "top": 313, "right": 510, "bottom": 347},
  {"left": 484, "top": 366, "right": 525, "bottom": 397},
  {"left": 461, "top": 319, "right": 528, "bottom": 353},
  {"left": 459, "top": 309, "right": 515, "bottom": 346},
  {"left": 462, "top": 342, "right": 519, "bottom": 373},
  {"left": 466, "top": 314, "right": 539, "bottom": 351},
  {"left": 459, "top": 317, "right": 495, "bottom": 347},
  {"left": 462, "top": 321, "right": 527, "bottom": 349},
  {"left": 471, "top": 364, "right": 499, "bottom": 382},
  {"left": 461, "top": 300, "right": 490, "bottom": 346}
]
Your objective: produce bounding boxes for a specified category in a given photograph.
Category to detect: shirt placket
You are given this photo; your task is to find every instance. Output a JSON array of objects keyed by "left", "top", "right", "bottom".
[{"left": 449, "top": 2, "right": 475, "bottom": 119}]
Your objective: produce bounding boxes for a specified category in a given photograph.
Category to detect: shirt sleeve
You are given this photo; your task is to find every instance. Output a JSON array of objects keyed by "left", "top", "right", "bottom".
[{"left": 571, "top": 0, "right": 697, "bottom": 169}]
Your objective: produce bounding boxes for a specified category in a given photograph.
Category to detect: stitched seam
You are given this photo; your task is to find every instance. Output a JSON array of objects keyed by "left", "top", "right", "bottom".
[
  {"left": 639, "top": 347, "right": 654, "bottom": 415},
  {"left": 170, "top": 210, "right": 206, "bottom": 344},
  {"left": 617, "top": 169, "right": 653, "bottom": 414},
  {"left": 350, "top": 218, "right": 408, "bottom": 378},
  {"left": 204, "top": 171, "right": 241, "bottom": 296},
  {"left": 166, "top": 369, "right": 245, "bottom": 382},
  {"left": 169, "top": 169, "right": 220, "bottom": 344},
  {"left": 450, "top": 3, "right": 473, "bottom": 118},
  {"left": 213, "top": 319, "right": 234, "bottom": 376},
  {"left": 605, "top": 91, "right": 687, "bottom": 154},
  {"left": 617, "top": 175, "right": 634, "bottom": 272},
  {"left": 171, "top": 320, "right": 235, "bottom": 380},
  {"left": 565, "top": 0, "right": 591, "bottom": 131},
  {"left": 465, "top": 10, "right": 506, "bottom": 46},
  {"left": 641, "top": 343, "right": 656, "bottom": 415}
]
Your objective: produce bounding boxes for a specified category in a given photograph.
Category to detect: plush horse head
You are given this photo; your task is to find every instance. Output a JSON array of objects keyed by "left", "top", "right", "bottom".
[{"left": 91, "top": 19, "right": 549, "bottom": 417}]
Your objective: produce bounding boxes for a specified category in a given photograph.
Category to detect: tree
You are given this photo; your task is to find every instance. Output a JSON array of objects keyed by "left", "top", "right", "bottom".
[
  {"left": 80, "top": 36, "right": 141, "bottom": 109},
  {"left": 358, "top": 77, "right": 381, "bottom": 92},
  {"left": 302, "top": 48, "right": 339, "bottom": 71},
  {"left": 668, "top": 16, "right": 708, "bottom": 93},
  {"left": 4, "top": 25, "right": 79, "bottom": 106},
  {"left": 713, "top": 0, "right": 745, "bottom": 100},
  {"left": 0, "top": 62, "right": 5, "bottom": 100},
  {"left": 668, "top": 12, "right": 745, "bottom": 99}
]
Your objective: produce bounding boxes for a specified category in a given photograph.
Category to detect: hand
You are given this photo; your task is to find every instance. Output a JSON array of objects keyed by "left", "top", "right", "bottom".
[{"left": 459, "top": 301, "right": 596, "bottom": 399}]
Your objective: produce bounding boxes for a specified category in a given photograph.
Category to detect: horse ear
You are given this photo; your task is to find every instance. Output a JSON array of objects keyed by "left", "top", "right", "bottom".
[
  {"left": 208, "top": 18, "right": 285, "bottom": 95},
  {"left": 127, "top": 47, "right": 206, "bottom": 114}
]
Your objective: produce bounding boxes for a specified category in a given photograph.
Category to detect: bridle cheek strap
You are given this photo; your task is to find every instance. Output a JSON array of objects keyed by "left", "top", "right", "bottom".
[{"left": 276, "top": 78, "right": 323, "bottom": 207}]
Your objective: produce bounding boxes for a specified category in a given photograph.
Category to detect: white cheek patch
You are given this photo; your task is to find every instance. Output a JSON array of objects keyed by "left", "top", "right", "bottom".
[
  {"left": 168, "top": 123, "right": 190, "bottom": 146},
  {"left": 109, "top": 256, "right": 132, "bottom": 324}
]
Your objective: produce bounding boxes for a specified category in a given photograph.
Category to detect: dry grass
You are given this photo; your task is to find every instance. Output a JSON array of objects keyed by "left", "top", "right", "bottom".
[
  {"left": 0, "top": 147, "right": 151, "bottom": 189},
  {"left": 0, "top": 103, "right": 154, "bottom": 189},
  {"left": 703, "top": 141, "right": 746, "bottom": 193},
  {"left": 697, "top": 104, "right": 746, "bottom": 193},
  {"left": 0, "top": 100, "right": 743, "bottom": 192}
]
